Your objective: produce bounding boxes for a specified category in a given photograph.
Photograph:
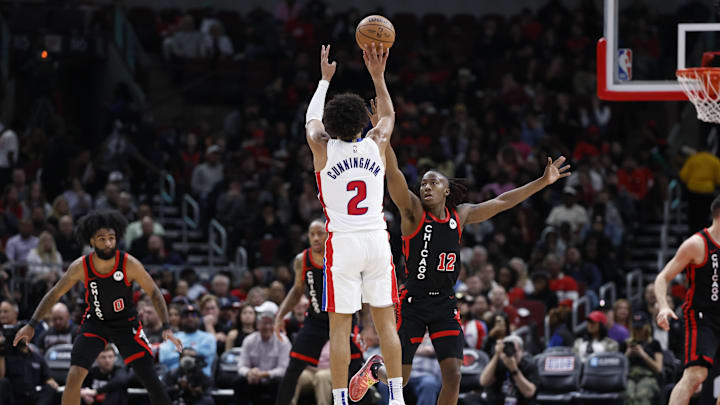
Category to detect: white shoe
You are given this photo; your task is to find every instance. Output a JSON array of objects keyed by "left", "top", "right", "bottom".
[{"left": 389, "top": 401, "right": 405, "bottom": 405}]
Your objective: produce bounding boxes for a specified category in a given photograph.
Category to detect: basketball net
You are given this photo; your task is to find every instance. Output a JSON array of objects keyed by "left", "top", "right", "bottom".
[{"left": 677, "top": 52, "right": 720, "bottom": 124}]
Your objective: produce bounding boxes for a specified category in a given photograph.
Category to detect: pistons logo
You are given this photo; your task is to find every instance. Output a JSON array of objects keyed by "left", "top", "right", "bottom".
[{"left": 113, "top": 298, "right": 125, "bottom": 312}]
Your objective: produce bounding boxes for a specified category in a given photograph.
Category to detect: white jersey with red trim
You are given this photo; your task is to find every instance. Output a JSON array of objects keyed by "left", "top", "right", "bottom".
[{"left": 316, "top": 138, "right": 386, "bottom": 233}]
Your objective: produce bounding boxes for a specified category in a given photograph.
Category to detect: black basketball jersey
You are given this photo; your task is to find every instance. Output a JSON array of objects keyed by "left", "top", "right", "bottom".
[
  {"left": 685, "top": 229, "right": 720, "bottom": 312},
  {"left": 302, "top": 248, "right": 328, "bottom": 321},
  {"left": 402, "top": 207, "right": 462, "bottom": 294},
  {"left": 81, "top": 250, "right": 138, "bottom": 323}
]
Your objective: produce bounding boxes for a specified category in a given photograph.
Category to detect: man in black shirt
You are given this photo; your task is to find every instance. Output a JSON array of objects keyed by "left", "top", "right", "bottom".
[
  {"left": 480, "top": 335, "right": 539, "bottom": 405},
  {"left": 36, "top": 302, "right": 79, "bottom": 353},
  {"left": 0, "top": 325, "right": 59, "bottom": 405},
  {"left": 56, "top": 215, "right": 82, "bottom": 261},
  {"left": 81, "top": 345, "right": 130, "bottom": 405}
]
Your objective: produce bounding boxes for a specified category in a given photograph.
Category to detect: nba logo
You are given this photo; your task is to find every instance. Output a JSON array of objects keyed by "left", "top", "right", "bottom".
[{"left": 618, "top": 49, "right": 632, "bottom": 81}]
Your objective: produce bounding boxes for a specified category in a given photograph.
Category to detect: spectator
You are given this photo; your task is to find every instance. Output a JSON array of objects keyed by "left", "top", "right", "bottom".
[
  {"left": 563, "top": 246, "right": 602, "bottom": 292},
  {"left": 191, "top": 145, "right": 224, "bottom": 200},
  {"left": 268, "top": 280, "right": 286, "bottom": 306},
  {"left": 165, "top": 348, "right": 215, "bottom": 405},
  {"left": 488, "top": 286, "right": 520, "bottom": 328},
  {"left": 617, "top": 155, "right": 653, "bottom": 201},
  {"left": 199, "top": 294, "right": 231, "bottom": 351},
  {"left": 478, "top": 263, "right": 498, "bottom": 296},
  {"left": 406, "top": 335, "right": 442, "bottom": 405},
  {"left": 0, "top": 323, "right": 59, "bottom": 405},
  {"left": 35, "top": 302, "right": 78, "bottom": 353},
  {"left": 180, "top": 268, "right": 208, "bottom": 301},
  {"left": 525, "top": 271, "right": 558, "bottom": 311},
  {"left": 81, "top": 345, "right": 131, "bottom": 405},
  {"left": 159, "top": 305, "right": 217, "bottom": 377},
  {"left": 210, "top": 273, "right": 235, "bottom": 301},
  {"left": 168, "top": 304, "right": 182, "bottom": 332},
  {"left": 572, "top": 310, "right": 619, "bottom": 361},
  {"left": 234, "top": 310, "right": 290, "bottom": 405},
  {"left": 129, "top": 216, "right": 155, "bottom": 260},
  {"left": 48, "top": 195, "right": 70, "bottom": 229},
  {"left": 117, "top": 192, "right": 136, "bottom": 222},
  {"left": 547, "top": 306, "right": 575, "bottom": 348},
  {"left": 5, "top": 219, "right": 38, "bottom": 263},
  {"left": 545, "top": 187, "right": 589, "bottom": 233},
  {"left": 226, "top": 304, "right": 257, "bottom": 351},
  {"left": 497, "top": 264, "right": 524, "bottom": 304},
  {"left": 0, "top": 122, "right": 19, "bottom": 187},
  {"left": 544, "top": 253, "right": 579, "bottom": 305},
  {"left": 202, "top": 22, "right": 234, "bottom": 59},
  {"left": 679, "top": 147, "right": 720, "bottom": 232},
  {"left": 30, "top": 205, "right": 51, "bottom": 236},
  {"left": 0, "top": 300, "right": 19, "bottom": 327},
  {"left": 143, "top": 234, "right": 184, "bottom": 266},
  {"left": 163, "top": 15, "right": 205, "bottom": 60},
  {"left": 123, "top": 203, "right": 165, "bottom": 248},
  {"left": 55, "top": 215, "right": 82, "bottom": 260},
  {"left": 463, "top": 294, "right": 488, "bottom": 350},
  {"left": 95, "top": 182, "right": 120, "bottom": 211},
  {"left": 621, "top": 313, "right": 663, "bottom": 405},
  {"left": 26, "top": 231, "right": 63, "bottom": 285},
  {"left": 483, "top": 312, "right": 510, "bottom": 355},
  {"left": 11, "top": 168, "right": 27, "bottom": 202},
  {"left": 607, "top": 299, "right": 631, "bottom": 344},
  {"left": 63, "top": 178, "right": 93, "bottom": 219},
  {"left": 480, "top": 335, "right": 539, "bottom": 405},
  {"left": 138, "top": 300, "right": 164, "bottom": 345}
]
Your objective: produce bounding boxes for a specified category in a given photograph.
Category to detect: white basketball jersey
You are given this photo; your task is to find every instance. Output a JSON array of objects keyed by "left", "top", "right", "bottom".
[{"left": 316, "top": 138, "right": 386, "bottom": 233}]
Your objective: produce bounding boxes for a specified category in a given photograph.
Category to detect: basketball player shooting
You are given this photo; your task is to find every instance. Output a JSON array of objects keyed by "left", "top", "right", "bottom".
[
  {"left": 305, "top": 43, "right": 405, "bottom": 405},
  {"left": 13, "top": 211, "right": 183, "bottom": 405},
  {"left": 656, "top": 195, "right": 720, "bottom": 405},
  {"left": 349, "top": 108, "right": 570, "bottom": 404}
]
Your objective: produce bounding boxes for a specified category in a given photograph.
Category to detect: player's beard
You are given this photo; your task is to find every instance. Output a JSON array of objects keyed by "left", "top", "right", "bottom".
[{"left": 95, "top": 247, "right": 117, "bottom": 260}]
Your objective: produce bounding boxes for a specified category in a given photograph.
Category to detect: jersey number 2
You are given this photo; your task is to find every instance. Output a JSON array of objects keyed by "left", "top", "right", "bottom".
[
  {"left": 437, "top": 253, "right": 456, "bottom": 272},
  {"left": 347, "top": 181, "right": 368, "bottom": 215}
]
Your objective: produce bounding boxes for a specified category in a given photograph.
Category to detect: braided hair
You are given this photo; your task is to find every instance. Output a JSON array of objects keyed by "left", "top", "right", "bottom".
[{"left": 423, "top": 169, "right": 469, "bottom": 210}]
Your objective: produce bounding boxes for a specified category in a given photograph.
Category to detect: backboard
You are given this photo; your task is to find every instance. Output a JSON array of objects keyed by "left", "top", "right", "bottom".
[{"left": 598, "top": 0, "right": 720, "bottom": 101}]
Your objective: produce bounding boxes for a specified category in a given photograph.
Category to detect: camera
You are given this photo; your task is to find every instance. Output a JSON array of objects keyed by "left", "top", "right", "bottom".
[
  {"left": 179, "top": 353, "right": 206, "bottom": 374},
  {"left": 503, "top": 341, "right": 516, "bottom": 358}
]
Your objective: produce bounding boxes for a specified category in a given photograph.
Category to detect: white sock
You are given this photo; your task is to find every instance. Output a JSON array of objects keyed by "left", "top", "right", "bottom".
[
  {"left": 332, "top": 388, "right": 349, "bottom": 405},
  {"left": 388, "top": 377, "right": 404, "bottom": 402}
]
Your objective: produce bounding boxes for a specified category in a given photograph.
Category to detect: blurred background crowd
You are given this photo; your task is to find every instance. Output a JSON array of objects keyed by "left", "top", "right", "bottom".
[{"left": 0, "top": 0, "right": 716, "bottom": 404}]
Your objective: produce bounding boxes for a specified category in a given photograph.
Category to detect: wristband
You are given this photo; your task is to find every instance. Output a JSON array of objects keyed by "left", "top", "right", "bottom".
[
  {"left": 162, "top": 323, "right": 171, "bottom": 331},
  {"left": 28, "top": 318, "right": 41, "bottom": 329}
]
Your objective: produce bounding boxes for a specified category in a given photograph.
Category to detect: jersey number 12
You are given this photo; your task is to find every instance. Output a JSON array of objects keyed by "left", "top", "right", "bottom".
[
  {"left": 437, "top": 253, "right": 456, "bottom": 272},
  {"left": 347, "top": 181, "right": 368, "bottom": 215}
]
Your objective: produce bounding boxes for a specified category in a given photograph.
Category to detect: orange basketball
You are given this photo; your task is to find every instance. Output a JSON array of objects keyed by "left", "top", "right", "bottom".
[{"left": 355, "top": 15, "right": 395, "bottom": 50}]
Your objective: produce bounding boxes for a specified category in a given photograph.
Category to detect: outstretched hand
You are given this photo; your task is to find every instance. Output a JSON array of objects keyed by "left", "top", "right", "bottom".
[
  {"left": 320, "top": 44, "right": 336, "bottom": 82},
  {"left": 542, "top": 156, "right": 571, "bottom": 185},
  {"left": 367, "top": 98, "right": 379, "bottom": 127},
  {"left": 363, "top": 42, "right": 389, "bottom": 79},
  {"left": 13, "top": 324, "right": 34, "bottom": 347},
  {"left": 163, "top": 329, "right": 183, "bottom": 352}
]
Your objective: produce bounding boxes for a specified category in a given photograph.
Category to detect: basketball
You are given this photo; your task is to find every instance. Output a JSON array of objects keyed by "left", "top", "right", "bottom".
[{"left": 355, "top": 15, "right": 395, "bottom": 51}]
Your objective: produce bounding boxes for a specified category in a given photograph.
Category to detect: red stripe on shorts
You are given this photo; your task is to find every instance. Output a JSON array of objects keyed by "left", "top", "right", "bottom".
[
  {"left": 290, "top": 351, "right": 319, "bottom": 365},
  {"left": 324, "top": 232, "right": 335, "bottom": 312},
  {"left": 430, "top": 330, "right": 461, "bottom": 340}
]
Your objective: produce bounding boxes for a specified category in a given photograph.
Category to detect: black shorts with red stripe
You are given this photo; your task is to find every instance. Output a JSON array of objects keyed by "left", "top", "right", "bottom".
[
  {"left": 71, "top": 317, "right": 154, "bottom": 369},
  {"left": 290, "top": 316, "right": 363, "bottom": 366},
  {"left": 682, "top": 306, "right": 720, "bottom": 369},
  {"left": 396, "top": 287, "right": 464, "bottom": 365}
]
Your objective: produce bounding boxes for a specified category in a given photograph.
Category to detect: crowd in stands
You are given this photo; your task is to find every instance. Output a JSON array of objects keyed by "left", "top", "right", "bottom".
[{"left": 0, "top": 0, "right": 706, "bottom": 404}]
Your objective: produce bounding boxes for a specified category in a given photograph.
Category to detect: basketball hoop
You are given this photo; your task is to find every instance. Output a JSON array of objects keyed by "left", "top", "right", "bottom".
[{"left": 677, "top": 52, "right": 720, "bottom": 123}]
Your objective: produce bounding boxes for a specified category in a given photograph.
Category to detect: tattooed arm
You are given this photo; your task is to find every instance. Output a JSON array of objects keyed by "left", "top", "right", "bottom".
[{"left": 126, "top": 254, "right": 183, "bottom": 352}]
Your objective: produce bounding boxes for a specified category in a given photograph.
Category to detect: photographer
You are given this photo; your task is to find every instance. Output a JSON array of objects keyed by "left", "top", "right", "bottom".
[
  {"left": 480, "top": 335, "right": 539, "bottom": 405},
  {"left": 621, "top": 313, "right": 663, "bottom": 405},
  {"left": 166, "top": 348, "right": 214, "bottom": 405},
  {"left": 0, "top": 323, "right": 59, "bottom": 405},
  {"left": 81, "top": 345, "right": 131, "bottom": 405}
]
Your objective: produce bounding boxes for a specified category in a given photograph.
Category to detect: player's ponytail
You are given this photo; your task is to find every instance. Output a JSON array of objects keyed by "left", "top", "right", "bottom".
[{"left": 446, "top": 177, "right": 469, "bottom": 210}]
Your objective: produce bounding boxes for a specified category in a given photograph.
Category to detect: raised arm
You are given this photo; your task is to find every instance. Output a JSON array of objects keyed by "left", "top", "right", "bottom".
[
  {"left": 364, "top": 43, "right": 394, "bottom": 155},
  {"left": 458, "top": 156, "right": 570, "bottom": 227},
  {"left": 275, "top": 254, "right": 306, "bottom": 340},
  {"left": 14, "top": 258, "right": 85, "bottom": 346},
  {"left": 655, "top": 235, "right": 704, "bottom": 330},
  {"left": 385, "top": 143, "right": 423, "bottom": 232},
  {"left": 126, "top": 254, "right": 183, "bottom": 352},
  {"left": 306, "top": 45, "right": 336, "bottom": 170}
]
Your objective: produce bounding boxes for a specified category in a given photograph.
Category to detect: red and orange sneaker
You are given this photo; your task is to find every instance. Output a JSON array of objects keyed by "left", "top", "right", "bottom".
[{"left": 349, "top": 354, "right": 384, "bottom": 402}]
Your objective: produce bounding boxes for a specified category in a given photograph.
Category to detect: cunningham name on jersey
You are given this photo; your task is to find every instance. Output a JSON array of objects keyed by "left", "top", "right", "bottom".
[{"left": 325, "top": 156, "right": 382, "bottom": 179}]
